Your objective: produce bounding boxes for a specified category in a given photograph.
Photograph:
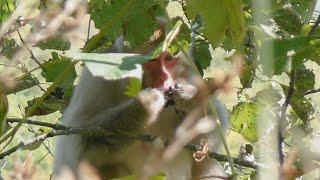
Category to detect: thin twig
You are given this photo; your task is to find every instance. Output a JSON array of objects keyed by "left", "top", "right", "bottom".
[
  {"left": 86, "top": 16, "right": 91, "bottom": 42},
  {"left": 278, "top": 70, "right": 296, "bottom": 164},
  {"left": 5, "top": 1, "right": 42, "bottom": 68},
  {"left": 16, "top": 30, "right": 42, "bottom": 67},
  {"left": 304, "top": 88, "right": 320, "bottom": 95},
  {"left": 7, "top": 118, "right": 67, "bottom": 130}
]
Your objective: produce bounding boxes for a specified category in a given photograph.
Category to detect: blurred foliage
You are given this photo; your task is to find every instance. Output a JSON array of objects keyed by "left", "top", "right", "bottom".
[{"left": 36, "top": 38, "right": 71, "bottom": 51}]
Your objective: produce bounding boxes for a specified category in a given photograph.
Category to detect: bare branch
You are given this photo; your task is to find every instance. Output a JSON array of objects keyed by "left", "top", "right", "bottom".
[
  {"left": 0, "top": 125, "right": 262, "bottom": 169},
  {"left": 304, "top": 88, "right": 320, "bottom": 95},
  {"left": 279, "top": 70, "right": 296, "bottom": 164},
  {"left": 7, "top": 118, "right": 67, "bottom": 130},
  {"left": 309, "top": 14, "right": 320, "bottom": 35}
]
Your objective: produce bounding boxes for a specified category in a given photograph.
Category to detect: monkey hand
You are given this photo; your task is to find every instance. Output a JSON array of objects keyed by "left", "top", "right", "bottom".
[{"left": 164, "top": 83, "right": 198, "bottom": 113}]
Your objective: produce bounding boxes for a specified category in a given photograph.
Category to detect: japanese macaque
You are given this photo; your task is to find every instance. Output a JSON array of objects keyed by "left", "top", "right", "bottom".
[{"left": 53, "top": 51, "right": 226, "bottom": 179}]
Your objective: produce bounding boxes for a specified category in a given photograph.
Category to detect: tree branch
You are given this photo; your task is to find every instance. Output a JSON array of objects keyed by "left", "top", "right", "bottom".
[
  {"left": 279, "top": 70, "right": 296, "bottom": 164},
  {"left": 7, "top": 118, "right": 67, "bottom": 130},
  {"left": 309, "top": 14, "right": 320, "bottom": 35},
  {"left": 304, "top": 88, "right": 320, "bottom": 95},
  {"left": 0, "top": 126, "right": 263, "bottom": 169}
]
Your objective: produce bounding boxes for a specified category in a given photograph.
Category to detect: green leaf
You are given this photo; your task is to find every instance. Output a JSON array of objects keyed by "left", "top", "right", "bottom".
[
  {"left": 42, "top": 52, "right": 77, "bottom": 98},
  {"left": 273, "top": 8, "right": 303, "bottom": 35},
  {"left": 295, "top": 66, "right": 315, "bottom": 93},
  {"left": 167, "top": 19, "right": 191, "bottom": 55},
  {"left": 36, "top": 38, "right": 71, "bottom": 51},
  {"left": 0, "top": 0, "right": 14, "bottom": 24},
  {"left": 240, "top": 30, "right": 257, "bottom": 88},
  {"left": 124, "top": 78, "right": 142, "bottom": 97},
  {"left": 230, "top": 102, "right": 258, "bottom": 142},
  {"left": 86, "top": 0, "right": 165, "bottom": 52},
  {"left": 260, "top": 36, "right": 318, "bottom": 76},
  {"left": 290, "top": 95, "right": 314, "bottom": 125},
  {"left": 25, "top": 96, "right": 65, "bottom": 116},
  {"left": 65, "top": 51, "right": 151, "bottom": 80},
  {"left": 1, "top": 38, "right": 19, "bottom": 59},
  {"left": 193, "top": 43, "right": 211, "bottom": 73},
  {"left": 289, "top": 0, "right": 316, "bottom": 23},
  {"left": 185, "top": 0, "right": 245, "bottom": 47},
  {"left": 124, "top": 2, "right": 163, "bottom": 49},
  {"left": 89, "top": 0, "right": 126, "bottom": 37},
  {"left": 240, "top": 67, "right": 255, "bottom": 89},
  {"left": 281, "top": 84, "right": 314, "bottom": 124},
  {"left": 85, "top": 0, "right": 136, "bottom": 52}
]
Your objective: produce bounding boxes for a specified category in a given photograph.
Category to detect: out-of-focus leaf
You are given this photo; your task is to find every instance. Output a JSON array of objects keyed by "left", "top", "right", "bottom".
[
  {"left": 0, "top": 0, "right": 14, "bottom": 24},
  {"left": 168, "top": 19, "right": 191, "bottom": 55},
  {"left": 186, "top": 0, "right": 245, "bottom": 47},
  {"left": 273, "top": 8, "right": 303, "bottom": 35},
  {"left": 124, "top": 78, "right": 142, "bottom": 97},
  {"left": 42, "top": 52, "right": 76, "bottom": 98},
  {"left": 1, "top": 39, "right": 19, "bottom": 59},
  {"left": 36, "top": 38, "right": 71, "bottom": 51},
  {"left": 65, "top": 51, "right": 151, "bottom": 80},
  {"left": 300, "top": 24, "right": 312, "bottom": 36},
  {"left": 203, "top": 47, "right": 235, "bottom": 79},
  {"left": 230, "top": 102, "right": 258, "bottom": 142},
  {"left": 255, "top": 87, "right": 282, "bottom": 106},
  {"left": 193, "top": 43, "right": 211, "bottom": 74}
]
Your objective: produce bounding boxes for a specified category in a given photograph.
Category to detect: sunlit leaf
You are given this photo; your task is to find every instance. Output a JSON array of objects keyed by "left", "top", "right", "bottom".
[
  {"left": 186, "top": 0, "right": 245, "bottom": 47},
  {"left": 42, "top": 52, "right": 77, "bottom": 98},
  {"left": 124, "top": 78, "right": 142, "bottom": 97},
  {"left": 230, "top": 102, "right": 258, "bottom": 142}
]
